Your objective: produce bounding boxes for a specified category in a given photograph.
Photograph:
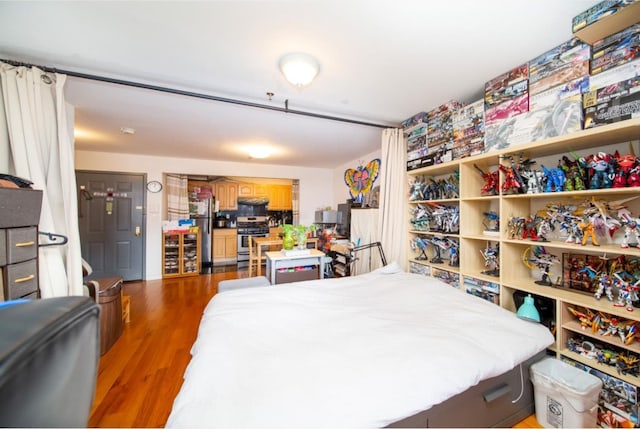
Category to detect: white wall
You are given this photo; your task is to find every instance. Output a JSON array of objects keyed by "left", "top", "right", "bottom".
[
  {"left": 332, "top": 148, "right": 382, "bottom": 208},
  {"left": 75, "top": 150, "right": 333, "bottom": 280}
]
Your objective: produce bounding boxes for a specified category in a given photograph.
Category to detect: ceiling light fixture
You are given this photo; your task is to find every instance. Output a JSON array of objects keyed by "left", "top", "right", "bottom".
[
  {"left": 279, "top": 52, "right": 320, "bottom": 87},
  {"left": 248, "top": 147, "right": 271, "bottom": 159},
  {"left": 120, "top": 127, "right": 136, "bottom": 135}
]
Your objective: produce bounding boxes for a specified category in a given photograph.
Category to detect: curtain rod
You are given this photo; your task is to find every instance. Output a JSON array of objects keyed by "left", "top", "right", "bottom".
[{"left": 1, "top": 58, "right": 395, "bottom": 129}]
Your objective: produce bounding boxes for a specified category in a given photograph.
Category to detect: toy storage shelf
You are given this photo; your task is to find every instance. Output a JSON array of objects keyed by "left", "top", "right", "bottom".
[
  {"left": 162, "top": 230, "right": 201, "bottom": 278},
  {"left": 406, "top": 117, "right": 640, "bottom": 389}
]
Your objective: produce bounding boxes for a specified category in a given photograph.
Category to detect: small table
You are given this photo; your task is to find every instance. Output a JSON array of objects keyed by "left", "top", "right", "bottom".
[
  {"left": 254, "top": 237, "right": 319, "bottom": 276},
  {"left": 265, "top": 249, "right": 326, "bottom": 285}
]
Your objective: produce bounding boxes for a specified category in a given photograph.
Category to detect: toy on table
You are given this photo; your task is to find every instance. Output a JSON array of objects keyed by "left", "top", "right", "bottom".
[
  {"left": 480, "top": 243, "right": 499, "bottom": 277},
  {"left": 522, "top": 246, "right": 559, "bottom": 286},
  {"left": 473, "top": 164, "right": 499, "bottom": 196}
]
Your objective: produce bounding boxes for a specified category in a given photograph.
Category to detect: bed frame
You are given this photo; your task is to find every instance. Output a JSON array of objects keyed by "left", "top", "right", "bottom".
[{"left": 387, "top": 351, "right": 546, "bottom": 428}]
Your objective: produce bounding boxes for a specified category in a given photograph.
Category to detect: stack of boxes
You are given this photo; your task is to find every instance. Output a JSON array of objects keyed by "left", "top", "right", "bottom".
[
  {"left": 404, "top": 0, "right": 639, "bottom": 171},
  {"left": 452, "top": 99, "right": 484, "bottom": 158},
  {"left": 427, "top": 100, "right": 463, "bottom": 164},
  {"left": 483, "top": 64, "right": 529, "bottom": 151},
  {"left": 584, "top": 24, "right": 640, "bottom": 128}
]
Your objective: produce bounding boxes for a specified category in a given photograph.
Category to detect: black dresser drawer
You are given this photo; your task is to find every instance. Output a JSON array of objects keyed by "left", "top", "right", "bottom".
[{"left": 4, "top": 259, "right": 38, "bottom": 299}]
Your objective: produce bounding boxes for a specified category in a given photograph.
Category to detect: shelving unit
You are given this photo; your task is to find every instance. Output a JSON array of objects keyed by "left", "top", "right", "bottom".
[
  {"left": 407, "top": 118, "right": 640, "bottom": 388},
  {"left": 162, "top": 230, "right": 201, "bottom": 278}
]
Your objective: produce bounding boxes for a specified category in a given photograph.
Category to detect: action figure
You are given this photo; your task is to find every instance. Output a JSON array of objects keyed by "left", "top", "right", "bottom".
[
  {"left": 579, "top": 152, "right": 615, "bottom": 189},
  {"left": 541, "top": 164, "right": 566, "bottom": 192},
  {"left": 474, "top": 164, "right": 499, "bottom": 196},
  {"left": 595, "top": 272, "right": 614, "bottom": 302},
  {"left": 523, "top": 246, "right": 559, "bottom": 286},
  {"left": 579, "top": 216, "right": 600, "bottom": 246},
  {"left": 619, "top": 212, "right": 640, "bottom": 248},
  {"left": 614, "top": 273, "right": 640, "bottom": 312},
  {"left": 481, "top": 243, "right": 499, "bottom": 277}
]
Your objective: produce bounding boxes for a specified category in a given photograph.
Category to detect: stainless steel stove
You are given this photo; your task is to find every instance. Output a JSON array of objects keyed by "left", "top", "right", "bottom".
[{"left": 237, "top": 216, "right": 269, "bottom": 269}]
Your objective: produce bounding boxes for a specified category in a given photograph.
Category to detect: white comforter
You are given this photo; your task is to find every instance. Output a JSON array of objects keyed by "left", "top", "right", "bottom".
[{"left": 167, "top": 263, "right": 553, "bottom": 428}]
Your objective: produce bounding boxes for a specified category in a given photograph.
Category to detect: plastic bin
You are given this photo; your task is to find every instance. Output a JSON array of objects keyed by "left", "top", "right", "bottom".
[{"left": 530, "top": 357, "right": 602, "bottom": 428}]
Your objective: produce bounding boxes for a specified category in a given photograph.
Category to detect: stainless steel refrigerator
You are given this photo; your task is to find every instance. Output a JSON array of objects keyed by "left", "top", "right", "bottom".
[{"left": 190, "top": 198, "right": 214, "bottom": 273}]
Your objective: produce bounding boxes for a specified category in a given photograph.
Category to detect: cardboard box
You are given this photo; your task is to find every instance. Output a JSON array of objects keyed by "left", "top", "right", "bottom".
[
  {"left": 588, "top": 58, "right": 640, "bottom": 91},
  {"left": 529, "top": 39, "right": 591, "bottom": 83},
  {"left": 584, "top": 90, "right": 640, "bottom": 128},
  {"left": 484, "top": 97, "right": 583, "bottom": 152},
  {"left": 592, "top": 25, "right": 640, "bottom": 59},
  {"left": 484, "top": 64, "right": 528, "bottom": 108},
  {"left": 529, "top": 76, "right": 589, "bottom": 112},
  {"left": 583, "top": 75, "right": 640, "bottom": 108},
  {"left": 572, "top": 0, "right": 637, "bottom": 33},
  {"left": 401, "top": 111, "right": 427, "bottom": 129},
  {"left": 484, "top": 94, "right": 529, "bottom": 125},
  {"left": 591, "top": 44, "right": 640, "bottom": 75},
  {"left": 529, "top": 60, "right": 589, "bottom": 95}
]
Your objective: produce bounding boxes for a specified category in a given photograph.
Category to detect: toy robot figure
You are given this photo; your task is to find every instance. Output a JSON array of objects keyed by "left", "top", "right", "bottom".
[
  {"left": 614, "top": 273, "right": 640, "bottom": 312},
  {"left": 474, "top": 164, "right": 499, "bottom": 196},
  {"left": 595, "top": 273, "right": 614, "bottom": 302},
  {"left": 521, "top": 169, "right": 544, "bottom": 194},
  {"left": 483, "top": 211, "right": 500, "bottom": 234},
  {"left": 522, "top": 216, "right": 539, "bottom": 241},
  {"left": 580, "top": 152, "right": 615, "bottom": 189},
  {"left": 614, "top": 152, "right": 639, "bottom": 187},
  {"left": 523, "top": 246, "right": 559, "bottom": 286},
  {"left": 541, "top": 165, "right": 566, "bottom": 192},
  {"left": 559, "top": 155, "right": 586, "bottom": 191},
  {"left": 619, "top": 213, "right": 640, "bottom": 248},
  {"left": 480, "top": 243, "right": 499, "bottom": 277},
  {"left": 535, "top": 217, "right": 554, "bottom": 242},
  {"left": 560, "top": 217, "right": 583, "bottom": 244},
  {"left": 498, "top": 163, "right": 523, "bottom": 194},
  {"left": 579, "top": 217, "right": 600, "bottom": 246},
  {"left": 507, "top": 216, "right": 525, "bottom": 239},
  {"left": 411, "top": 237, "right": 430, "bottom": 261}
]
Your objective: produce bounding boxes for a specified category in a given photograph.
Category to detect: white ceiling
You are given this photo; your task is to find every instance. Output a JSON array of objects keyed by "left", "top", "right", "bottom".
[{"left": 0, "top": 0, "right": 599, "bottom": 168}]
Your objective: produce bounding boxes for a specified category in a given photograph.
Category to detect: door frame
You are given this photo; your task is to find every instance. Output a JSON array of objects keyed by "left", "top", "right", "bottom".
[{"left": 76, "top": 169, "right": 147, "bottom": 280}]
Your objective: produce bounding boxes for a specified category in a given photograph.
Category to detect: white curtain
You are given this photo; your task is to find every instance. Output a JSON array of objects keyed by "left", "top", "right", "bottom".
[
  {"left": 166, "top": 173, "right": 189, "bottom": 220},
  {"left": 0, "top": 62, "right": 83, "bottom": 297},
  {"left": 378, "top": 128, "right": 407, "bottom": 267}
]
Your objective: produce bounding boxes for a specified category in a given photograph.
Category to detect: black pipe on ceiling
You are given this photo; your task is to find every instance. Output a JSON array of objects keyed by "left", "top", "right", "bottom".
[{"left": 1, "top": 58, "right": 396, "bottom": 129}]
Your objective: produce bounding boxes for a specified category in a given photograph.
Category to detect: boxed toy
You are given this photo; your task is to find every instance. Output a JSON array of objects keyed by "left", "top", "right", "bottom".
[
  {"left": 584, "top": 90, "right": 640, "bottom": 128},
  {"left": 409, "top": 262, "right": 430, "bottom": 277},
  {"left": 484, "top": 96, "right": 583, "bottom": 152},
  {"left": 529, "top": 38, "right": 591, "bottom": 84},
  {"left": 484, "top": 63, "right": 528, "bottom": 108},
  {"left": 452, "top": 100, "right": 485, "bottom": 158},
  {"left": 401, "top": 111, "right": 427, "bottom": 130},
  {"left": 592, "top": 24, "right": 640, "bottom": 58},
  {"left": 572, "top": 0, "right": 639, "bottom": 33},
  {"left": 591, "top": 34, "right": 640, "bottom": 75},
  {"left": 529, "top": 76, "right": 589, "bottom": 112},
  {"left": 583, "top": 75, "right": 640, "bottom": 108},
  {"left": 588, "top": 58, "right": 640, "bottom": 91},
  {"left": 463, "top": 276, "right": 499, "bottom": 304},
  {"left": 484, "top": 94, "right": 529, "bottom": 125},
  {"left": 529, "top": 60, "right": 590, "bottom": 95}
]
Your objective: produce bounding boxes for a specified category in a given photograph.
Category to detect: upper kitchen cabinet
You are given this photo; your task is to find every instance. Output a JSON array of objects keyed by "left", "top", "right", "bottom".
[
  {"left": 267, "top": 185, "right": 292, "bottom": 211},
  {"left": 238, "top": 183, "right": 268, "bottom": 198},
  {"left": 215, "top": 182, "right": 238, "bottom": 211}
]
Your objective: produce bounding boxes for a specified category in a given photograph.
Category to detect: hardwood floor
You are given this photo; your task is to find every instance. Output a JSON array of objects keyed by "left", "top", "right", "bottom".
[{"left": 88, "top": 270, "right": 542, "bottom": 428}]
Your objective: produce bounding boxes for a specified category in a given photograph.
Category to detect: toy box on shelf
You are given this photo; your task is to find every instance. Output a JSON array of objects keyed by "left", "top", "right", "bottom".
[
  {"left": 409, "top": 261, "right": 430, "bottom": 277},
  {"left": 431, "top": 266, "right": 460, "bottom": 289},
  {"left": 572, "top": 0, "right": 639, "bottom": 34},
  {"left": 585, "top": 90, "right": 640, "bottom": 129},
  {"left": 590, "top": 24, "right": 640, "bottom": 75},
  {"left": 463, "top": 276, "right": 499, "bottom": 304},
  {"left": 427, "top": 100, "right": 463, "bottom": 165},
  {"left": 452, "top": 99, "right": 485, "bottom": 158},
  {"left": 406, "top": 124, "right": 429, "bottom": 170}
]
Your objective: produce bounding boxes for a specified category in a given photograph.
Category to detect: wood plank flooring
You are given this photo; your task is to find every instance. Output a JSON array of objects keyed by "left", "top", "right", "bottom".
[{"left": 88, "top": 271, "right": 542, "bottom": 428}]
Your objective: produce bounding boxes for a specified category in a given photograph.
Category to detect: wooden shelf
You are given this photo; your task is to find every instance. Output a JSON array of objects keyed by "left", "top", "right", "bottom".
[{"left": 574, "top": 2, "right": 640, "bottom": 45}]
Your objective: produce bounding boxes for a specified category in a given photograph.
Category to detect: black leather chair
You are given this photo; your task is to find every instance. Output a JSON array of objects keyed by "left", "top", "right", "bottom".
[{"left": 0, "top": 297, "right": 100, "bottom": 427}]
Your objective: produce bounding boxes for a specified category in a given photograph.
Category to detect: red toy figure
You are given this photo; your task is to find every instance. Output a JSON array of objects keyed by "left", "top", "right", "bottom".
[
  {"left": 498, "top": 164, "right": 523, "bottom": 194},
  {"left": 474, "top": 164, "right": 499, "bottom": 196}
]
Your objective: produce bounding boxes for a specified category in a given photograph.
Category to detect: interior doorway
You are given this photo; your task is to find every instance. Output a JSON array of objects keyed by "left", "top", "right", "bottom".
[{"left": 76, "top": 170, "right": 146, "bottom": 280}]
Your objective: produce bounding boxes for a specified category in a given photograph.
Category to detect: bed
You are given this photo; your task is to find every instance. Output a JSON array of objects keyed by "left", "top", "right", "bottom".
[{"left": 166, "top": 263, "right": 554, "bottom": 428}]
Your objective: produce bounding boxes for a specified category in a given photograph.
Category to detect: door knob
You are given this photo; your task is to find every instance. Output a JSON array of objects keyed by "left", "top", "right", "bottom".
[{"left": 135, "top": 226, "right": 141, "bottom": 237}]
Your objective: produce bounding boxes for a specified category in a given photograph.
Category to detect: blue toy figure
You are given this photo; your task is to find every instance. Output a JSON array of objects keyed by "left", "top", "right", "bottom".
[{"left": 541, "top": 165, "right": 566, "bottom": 192}]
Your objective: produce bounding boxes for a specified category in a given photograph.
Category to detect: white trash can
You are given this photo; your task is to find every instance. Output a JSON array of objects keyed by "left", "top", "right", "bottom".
[{"left": 530, "top": 357, "right": 602, "bottom": 428}]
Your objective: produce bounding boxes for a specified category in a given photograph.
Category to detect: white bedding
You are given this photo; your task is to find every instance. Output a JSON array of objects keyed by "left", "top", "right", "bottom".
[{"left": 167, "top": 263, "right": 553, "bottom": 429}]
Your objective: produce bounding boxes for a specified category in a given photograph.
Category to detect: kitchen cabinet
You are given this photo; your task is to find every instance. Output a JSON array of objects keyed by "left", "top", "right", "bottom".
[
  {"left": 267, "top": 185, "right": 292, "bottom": 210},
  {"left": 215, "top": 182, "right": 238, "bottom": 211},
  {"left": 213, "top": 229, "right": 237, "bottom": 263},
  {"left": 162, "top": 230, "right": 200, "bottom": 278},
  {"left": 238, "top": 183, "right": 268, "bottom": 198}
]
